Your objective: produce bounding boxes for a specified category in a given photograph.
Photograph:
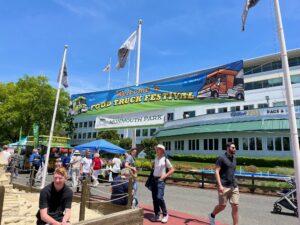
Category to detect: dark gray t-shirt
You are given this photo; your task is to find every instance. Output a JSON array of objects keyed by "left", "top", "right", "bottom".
[
  {"left": 126, "top": 155, "right": 136, "bottom": 167},
  {"left": 216, "top": 153, "right": 237, "bottom": 188}
]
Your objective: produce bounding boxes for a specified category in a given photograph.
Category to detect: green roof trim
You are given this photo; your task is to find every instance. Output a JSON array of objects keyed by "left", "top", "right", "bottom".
[{"left": 155, "top": 119, "right": 300, "bottom": 138}]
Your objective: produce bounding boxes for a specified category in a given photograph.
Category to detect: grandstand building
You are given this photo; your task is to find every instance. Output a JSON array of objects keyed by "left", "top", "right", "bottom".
[{"left": 71, "top": 49, "right": 300, "bottom": 158}]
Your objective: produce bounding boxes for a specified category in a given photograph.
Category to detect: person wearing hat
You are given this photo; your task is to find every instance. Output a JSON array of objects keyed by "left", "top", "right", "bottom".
[
  {"left": 151, "top": 144, "right": 174, "bottom": 223},
  {"left": 70, "top": 150, "right": 82, "bottom": 188}
]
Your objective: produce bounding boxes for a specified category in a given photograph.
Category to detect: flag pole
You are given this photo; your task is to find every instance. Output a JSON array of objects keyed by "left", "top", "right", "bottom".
[
  {"left": 41, "top": 45, "right": 68, "bottom": 188},
  {"left": 132, "top": 19, "right": 142, "bottom": 148},
  {"left": 273, "top": 0, "right": 300, "bottom": 218},
  {"left": 108, "top": 57, "right": 111, "bottom": 90},
  {"left": 17, "top": 127, "right": 22, "bottom": 155}
]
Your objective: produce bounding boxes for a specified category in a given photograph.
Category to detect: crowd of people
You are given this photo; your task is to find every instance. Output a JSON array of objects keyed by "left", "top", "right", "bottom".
[{"left": 0, "top": 142, "right": 238, "bottom": 225}]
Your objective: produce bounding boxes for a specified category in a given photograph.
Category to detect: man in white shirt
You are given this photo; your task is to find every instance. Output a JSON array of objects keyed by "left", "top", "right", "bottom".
[
  {"left": 151, "top": 144, "right": 175, "bottom": 223},
  {"left": 78, "top": 150, "right": 92, "bottom": 192},
  {"left": 1, "top": 145, "right": 11, "bottom": 170}
]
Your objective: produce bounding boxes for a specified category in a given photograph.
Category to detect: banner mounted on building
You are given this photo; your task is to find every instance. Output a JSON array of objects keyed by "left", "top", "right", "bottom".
[
  {"left": 70, "top": 60, "right": 244, "bottom": 116},
  {"left": 95, "top": 111, "right": 165, "bottom": 129}
]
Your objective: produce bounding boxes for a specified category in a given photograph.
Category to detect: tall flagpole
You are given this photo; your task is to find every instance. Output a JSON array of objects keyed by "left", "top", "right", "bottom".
[
  {"left": 274, "top": 0, "right": 300, "bottom": 218},
  {"left": 41, "top": 45, "right": 68, "bottom": 188},
  {"left": 108, "top": 57, "right": 111, "bottom": 90},
  {"left": 132, "top": 19, "right": 142, "bottom": 148}
]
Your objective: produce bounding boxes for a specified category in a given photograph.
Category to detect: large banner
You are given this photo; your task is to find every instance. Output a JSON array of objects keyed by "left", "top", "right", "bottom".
[{"left": 70, "top": 60, "right": 244, "bottom": 117}]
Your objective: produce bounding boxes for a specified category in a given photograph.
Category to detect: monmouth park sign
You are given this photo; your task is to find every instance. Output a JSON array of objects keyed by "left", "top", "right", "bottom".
[{"left": 95, "top": 112, "right": 165, "bottom": 129}]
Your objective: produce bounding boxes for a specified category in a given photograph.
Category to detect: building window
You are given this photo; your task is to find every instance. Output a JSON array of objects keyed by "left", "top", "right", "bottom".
[
  {"left": 163, "top": 141, "right": 171, "bottom": 151},
  {"left": 150, "top": 128, "right": 157, "bottom": 136},
  {"left": 233, "top": 138, "right": 239, "bottom": 150},
  {"left": 79, "top": 122, "right": 83, "bottom": 128},
  {"left": 78, "top": 133, "right": 82, "bottom": 139},
  {"left": 75, "top": 123, "right": 78, "bottom": 128},
  {"left": 267, "top": 137, "right": 274, "bottom": 151},
  {"left": 73, "top": 133, "right": 77, "bottom": 139},
  {"left": 93, "top": 132, "right": 97, "bottom": 138},
  {"left": 214, "top": 139, "right": 219, "bottom": 151},
  {"left": 206, "top": 109, "right": 216, "bottom": 114},
  {"left": 273, "top": 101, "right": 286, "bottom": 107},
  {"left": 242, "top": 138, "right": 248, "bottom": 150},
  {"left": 142, "top": 129, "right": 148, "bottom": 137},
  {"left": 196, "top": 139, "right": 200, "bottom": 150},
  {"left": 257, "top": 103, "right": 268, "bottom": 109},
  {"left": 249, "top": 137, "right": 255, "bottom": 150},
  {"left": 294, "top": 99, "right": 300, "bottom": 106},
  {"left": 175, "top": 140, "right": 184, "bottom": 150},
  {"left": 89, "top": 121, "right": 93, "bottom": 127},
  {"left": 183, "top": 111, "right": 195, "bottom": 119},
  {"left": 204, "top": 139, "right": 208, "bottom": 150},
  {"left": 256, "top": 137, "right": 262, "bottom": 150},
  {"left": 218, "top": 107, "right": 228, "bottom": 113},
  {"left": 84, "top": 122, "right": 88, "bottom": 128},
  {"left": 83, "top": 133, "right": 86, "bottom": 139},
  {"left": 243, "top": 105, "right": 254, "bottom": 110},
  {"left": 230, "top": 106, "right": 240, "bottom": 112},
  {"left": 136, "top": 129, "right": 141, "bottom": 137},
  {"left": 209, "top": 139, "right": 214, "bottom": 150},
  {"left": 88, "top": 132, "right": 92, "bottom": 139},
  {"left": 167, "top": 113, "right": 174, "bottom": 121},
  {"left": 188, "top": 139, "right": 197, "bottom": 150},
  {"left": 222, "top": 138, "right": 227, "bottom": 150},
  {"left": 275, "top": 137, "right": 282, "bottom": 151},
  {"left": 283, "top": 137, "right": 290, "bottom": 151}
]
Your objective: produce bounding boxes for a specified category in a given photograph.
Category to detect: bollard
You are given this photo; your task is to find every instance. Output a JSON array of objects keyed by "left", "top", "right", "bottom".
[
  {"left": 127, "top": 177, "right": 133, "bottom": 209},
  {"left": 0, "top": 186, "right": 5, "bottom": 225},
  {"left": 79, "top": 180, "right": 87, "bottom": 221}
]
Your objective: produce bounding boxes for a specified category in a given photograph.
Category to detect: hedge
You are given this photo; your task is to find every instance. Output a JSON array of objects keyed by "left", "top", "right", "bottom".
[{"left": 170, "top": 154, "right": 294, "bottom": 168}]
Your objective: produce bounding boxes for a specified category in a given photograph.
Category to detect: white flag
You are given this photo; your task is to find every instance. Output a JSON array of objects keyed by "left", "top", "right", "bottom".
[
  {"left": 116, "top": 30, "right": 137, "bottom": 70},
  {"left": 103, "top": 64, "right": 111, "bottom": 72},
  {"left": 242, "top": 0, "right": 260, "bottom": 31},
  {"left": 57, "top": 61, "right": 69, "bottom": 88}
]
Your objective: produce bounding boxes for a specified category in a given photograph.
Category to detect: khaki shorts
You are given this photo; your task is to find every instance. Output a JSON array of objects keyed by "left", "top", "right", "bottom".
[{"left": 218, "top": 187, "right": 239, "bottom": 205}]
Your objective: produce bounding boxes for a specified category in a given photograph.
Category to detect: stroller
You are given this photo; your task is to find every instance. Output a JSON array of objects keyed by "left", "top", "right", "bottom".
[{"left": 273, "top": 177, "right": 298, "bottom": 217}]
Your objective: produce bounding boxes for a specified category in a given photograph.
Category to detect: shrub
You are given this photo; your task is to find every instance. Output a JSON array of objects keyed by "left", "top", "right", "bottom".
[
  {"left": 244, "top": 165, "right": 258, "bottom": 173},
  {"left": 269, "top": 167, "right": 295, "bottom": 176},
  {"left": 174, "top": 164, "right": 193, "bottom": 171},
  {"left": 142, "top": 160, "right": 153, "bottom": 170}
]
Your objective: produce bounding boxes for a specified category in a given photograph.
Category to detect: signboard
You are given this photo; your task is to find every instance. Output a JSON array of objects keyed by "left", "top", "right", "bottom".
[
  {"left": 71, "top": 60, "right": 244, "bottom": 117},
  {"left": 95, "top": 111, "right": 165, "bottom": 129},
  {"left": 27, "top": 135, "right": 71, "bottom": 148}
]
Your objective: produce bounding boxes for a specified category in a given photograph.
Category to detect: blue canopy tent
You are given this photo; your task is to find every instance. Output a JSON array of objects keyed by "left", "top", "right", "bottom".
[{"left": 74, "top": 139, "right": 126, "bottom": 154}]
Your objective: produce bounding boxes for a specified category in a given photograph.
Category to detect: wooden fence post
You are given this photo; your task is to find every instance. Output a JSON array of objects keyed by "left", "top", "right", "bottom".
[
  {"left": 79, "top": 180, "right": 87, "bottom": 221},
  {"left": 30, "top": 167, "right": 35, "bottom": 190},
  {"left": 201, "top": 172, "right": 204, "bottom": 188},
  {"left": 127, "top": 177, "right": 133, "bottom": 209},
  {"left": 251, "top": 174, "right": 255, "bottom": 193},
  {"left": 0, "top": 186, "right": 5, "bottom": 225}
]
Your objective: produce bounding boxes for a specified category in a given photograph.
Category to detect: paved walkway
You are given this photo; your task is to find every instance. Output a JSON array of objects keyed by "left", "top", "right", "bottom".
[{"left": 142, "top": 204, "right": 228, "bottom": 225}]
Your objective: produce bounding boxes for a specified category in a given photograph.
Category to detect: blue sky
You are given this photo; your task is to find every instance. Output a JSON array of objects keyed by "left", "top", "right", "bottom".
[{"left": 0, "top": 0, "right": 299, "bottom": 95}]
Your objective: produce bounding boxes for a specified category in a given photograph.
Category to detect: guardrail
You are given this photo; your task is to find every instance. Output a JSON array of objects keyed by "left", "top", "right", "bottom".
[{"left": 138, "top": 170, "right": 290, "bottom": 193}]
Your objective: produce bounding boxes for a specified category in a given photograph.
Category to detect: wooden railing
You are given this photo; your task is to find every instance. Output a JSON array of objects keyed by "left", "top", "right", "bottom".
[{"left": 138, "top": 170, "right": 290, "bottom": 193}]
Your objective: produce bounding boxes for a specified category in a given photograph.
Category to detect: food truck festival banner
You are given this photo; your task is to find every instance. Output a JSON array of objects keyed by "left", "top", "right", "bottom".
[{"left": 71, "top": 60, "right": 244, "bottom": 128}]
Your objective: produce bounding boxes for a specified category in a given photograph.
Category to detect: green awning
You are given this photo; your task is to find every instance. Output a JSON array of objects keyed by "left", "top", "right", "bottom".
[{"left": 155, "top": 119, "right": 300, "bottom": 138}]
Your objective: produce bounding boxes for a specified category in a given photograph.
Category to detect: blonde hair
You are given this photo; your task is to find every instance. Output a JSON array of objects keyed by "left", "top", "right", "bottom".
[
  {"left": 54, "top": 167, "right": 68, "bottom": 178},
  {"left": 94, "top": 153, "right": 100, "bottom": 158}
]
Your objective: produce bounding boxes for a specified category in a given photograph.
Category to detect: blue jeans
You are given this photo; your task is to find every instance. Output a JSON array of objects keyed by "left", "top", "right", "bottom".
[{"left": 151, "top": 178, "right": 167, "bottom": 216}]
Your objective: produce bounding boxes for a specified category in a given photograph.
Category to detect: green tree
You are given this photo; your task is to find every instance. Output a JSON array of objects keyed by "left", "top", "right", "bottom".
[
  {"left": 141, "top": 138, "right": 158, "bottom": 159},
  {"left": 119, "top": 138, "right": 132, "bottom": 150},
  {"left": 96, "top": 130, "right": 120, "bottom": 140},
  {"left": 0, "top": 75, "right": 70, "bottom": 145}
]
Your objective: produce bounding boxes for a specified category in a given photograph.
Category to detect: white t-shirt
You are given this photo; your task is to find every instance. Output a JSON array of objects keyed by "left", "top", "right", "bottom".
[
  {"left": 81, "top": 157, "right": 92, "bottom": 173},
  {"left": 153, "top": 156, "right": 172, "bottom": 177},
  {"left": 70, "top": 155, "right": 82, "bottom": 169},
  {"left": 2, "top": 151, "right": 11, "bottom": 165},
  {"left": 112, "top": 157, "right": 121, "bottom": 173}
]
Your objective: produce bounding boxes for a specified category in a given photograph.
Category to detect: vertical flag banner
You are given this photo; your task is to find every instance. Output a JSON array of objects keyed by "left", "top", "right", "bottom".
[
  {"left": 116, "top": 31, "right": 137, "bottom": 70},
  {"left": 57, "top": 61, "right": 69, "bottom": 88},
  {"left": 242, "top": 0, "right": 260, "bottom": 31},
  {"left": 33, "top": 123, "right": 39, "bottom": 149}
]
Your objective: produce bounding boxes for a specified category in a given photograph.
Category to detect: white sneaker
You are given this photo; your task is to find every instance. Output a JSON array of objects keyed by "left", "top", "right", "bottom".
[
  {"left": 150, "top": 215, "right": 161, "bottom": 222},
  {"left": 208, "top": 213, "right": 215, "bottom": 225},
  {"left": 161, "top": 215, "right": 168, "bottom": 223}
]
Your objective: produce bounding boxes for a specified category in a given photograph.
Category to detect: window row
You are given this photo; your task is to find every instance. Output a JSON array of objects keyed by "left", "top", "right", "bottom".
[
  {"left": 244, "top": 57, "right": 300, "bottom": 75},
  {"left": 74, "top": 121, "right": 95, "bottom": 129},
  {"left": 136, "top": 128, "right": 157, "bottom": 137},
  {"left": 73, "top": 132, "right": 98, "bottom": 140},
  {"left": 165, "top": 136, "right": 294, "bottom": 151}
]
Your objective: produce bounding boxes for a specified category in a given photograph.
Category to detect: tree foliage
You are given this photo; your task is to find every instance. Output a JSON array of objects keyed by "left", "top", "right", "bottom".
[
  {"left": 119, "top": 138, "right": 132, "bottom": 150},
  {"left": 141, "top": 138, "right": 158, "bottom": 159},
  {"left": 0, "top": 75, "right": 70, "bottom": 145},
  {"left": 96, "top": 130, "right": 120, "bottom": 141}
]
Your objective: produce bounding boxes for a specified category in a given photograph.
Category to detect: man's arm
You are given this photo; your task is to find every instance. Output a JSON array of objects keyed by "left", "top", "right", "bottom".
[
  {"left": 40, "top": 208, "right": 61, "bottom": 225},
  {"left": 62, "top": 208, "right": 72, "bottom": 225},
  {"left": 215, "top": 165, "right": 224, "bottom": 193}
]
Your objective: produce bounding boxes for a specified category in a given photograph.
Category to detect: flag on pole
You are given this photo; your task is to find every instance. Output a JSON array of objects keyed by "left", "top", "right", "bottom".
[
  {"left": 103, "top": 64, "right": 111, "bottom": 72},
  {"left": 57, "top": 61, "right": 69, "bottom": 88},
  {"left": 242, "top": 0, "right": 260, "bottom": 31},
  {"left": 116, "top": 30, "right": 137, "bottom": 70}
]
